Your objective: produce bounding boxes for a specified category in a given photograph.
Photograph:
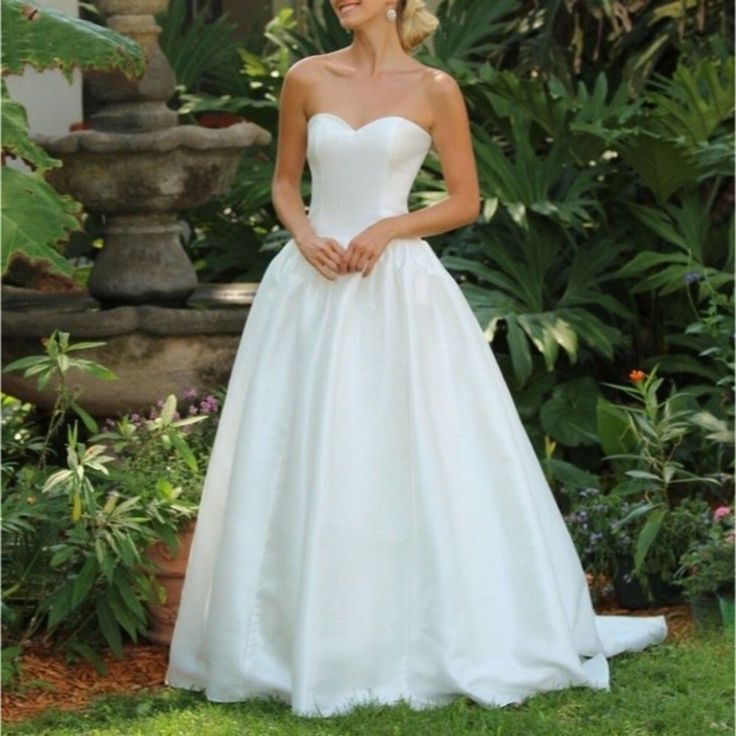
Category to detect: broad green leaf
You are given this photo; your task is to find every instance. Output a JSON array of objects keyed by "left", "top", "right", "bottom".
[
  {"left": 96, "top": 597, "right": 123, "bottom": 657},
  {"left": 634, "top": 507, "right": 668, "bottom": 572},
  {"left": 46, "top": 586, "right": 73, "bottom": 630},
  {"left": 71, "top": 403, "right": 99, "bottom": 434},
  {"left": 1, "top": 0, "right": 145, "bottom": 81},
  {"left": 618, "top": 133, "right": 698, "bottom": 203},
  {"left": 70, "top": 555, "right": 99, "bottom": 612},
  {"left": 160, "top": 394, "right": 177, "bottom": 426},
  {"left": 1, "top": 166, "right": 79, "bottom": 276},
  {"left": 1, "top": 79, "right": 59, "bottom": 171}
]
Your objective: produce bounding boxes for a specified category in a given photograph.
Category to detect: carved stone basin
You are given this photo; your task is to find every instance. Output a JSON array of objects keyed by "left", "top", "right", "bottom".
[
  {"left": 2, "top": 285, "right": 259, "bottom": 416},
  {"left": 34, "top": 123, "right": 269, "bottom": 214}
]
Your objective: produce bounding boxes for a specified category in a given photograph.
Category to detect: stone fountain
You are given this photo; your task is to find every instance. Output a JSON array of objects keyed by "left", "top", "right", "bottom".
[{"left": 2, "top": 0, "right": 271, "bottom": 415}]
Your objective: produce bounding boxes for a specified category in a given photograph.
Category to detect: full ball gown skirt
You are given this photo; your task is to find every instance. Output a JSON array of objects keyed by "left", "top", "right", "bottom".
[{"left": 164, "top": 112, "right": 667, "bottom": 717}]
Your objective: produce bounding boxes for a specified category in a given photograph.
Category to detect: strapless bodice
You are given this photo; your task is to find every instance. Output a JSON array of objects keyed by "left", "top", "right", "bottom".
[{"left": 305, "top": 113, "right": 432, "bottom": 242}]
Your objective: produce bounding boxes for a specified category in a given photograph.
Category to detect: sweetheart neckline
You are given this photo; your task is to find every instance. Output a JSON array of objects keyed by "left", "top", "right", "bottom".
[{"left": 307, "top": 112, "right": 432, "bottom": 142}]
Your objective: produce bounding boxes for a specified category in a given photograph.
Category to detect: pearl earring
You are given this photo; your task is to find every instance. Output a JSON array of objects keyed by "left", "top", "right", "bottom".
[{"left": 386, "top": 6, "right": 397, "bottom": 22}]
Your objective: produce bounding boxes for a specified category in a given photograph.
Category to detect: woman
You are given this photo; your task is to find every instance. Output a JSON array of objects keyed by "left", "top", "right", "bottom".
[{"left": 165, "top": 0, "right": 667, "bottom": 718}]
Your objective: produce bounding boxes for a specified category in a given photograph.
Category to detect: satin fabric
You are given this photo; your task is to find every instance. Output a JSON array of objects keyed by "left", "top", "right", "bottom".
[{"left": 165, "top": 113, "right": 667, "bottom": 717}]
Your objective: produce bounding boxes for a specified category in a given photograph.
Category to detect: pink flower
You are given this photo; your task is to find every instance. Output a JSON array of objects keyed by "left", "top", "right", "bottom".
[{"left": 714, "top": 506, "right": 732, "bottom": 521}]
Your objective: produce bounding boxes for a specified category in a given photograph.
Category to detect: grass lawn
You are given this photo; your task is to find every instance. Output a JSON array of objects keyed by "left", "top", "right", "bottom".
[{"left": 3, "top": 630, "right": 733, "bottom": 736}]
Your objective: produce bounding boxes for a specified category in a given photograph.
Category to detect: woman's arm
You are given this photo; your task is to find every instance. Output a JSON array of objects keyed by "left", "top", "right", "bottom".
[
  {"left": 271, "top": 59, "right": 344, "bottom": 280},
  {"left": 384, "top": 71, "right": 481, "bottom": 239},
  {"left": 271, "top": 61, "right": 314, "bottom": 244}
]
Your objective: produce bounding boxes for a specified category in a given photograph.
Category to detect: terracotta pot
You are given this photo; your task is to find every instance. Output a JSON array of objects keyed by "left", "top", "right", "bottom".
[
  {"left": 196, "top": 112, "right": 246, "bottom": 128},
  {"left": 144, "top": 518, "right": 196, "bottom": 645}
]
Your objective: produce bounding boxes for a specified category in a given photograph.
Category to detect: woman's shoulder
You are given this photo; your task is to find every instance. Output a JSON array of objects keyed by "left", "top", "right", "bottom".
[
  {"left": 285, "top": 53, "right": 458, "bottom": 84},
  {"left": 285, "top": 51, "right": 351, "bottom": 81},
  {"left": 284, "top": 55, "right": 318, "bottom": 81}
]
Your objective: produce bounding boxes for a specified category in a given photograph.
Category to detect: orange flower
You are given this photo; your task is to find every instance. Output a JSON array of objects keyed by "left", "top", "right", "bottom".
[{"left": 629, "top": 369, "right": 646, "bottom": 383}]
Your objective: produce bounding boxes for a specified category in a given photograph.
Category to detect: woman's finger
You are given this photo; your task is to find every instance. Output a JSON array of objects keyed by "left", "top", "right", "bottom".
[{"left": 318, "top": 251, "right": 342, "bottom": 272}]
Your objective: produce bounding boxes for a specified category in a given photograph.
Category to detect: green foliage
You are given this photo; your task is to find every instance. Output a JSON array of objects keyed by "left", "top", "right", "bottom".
[
  {"left": 269, "top": 0, "right": 351, "bottom": 58},
  {"left": 31, "top": 423, "right": 191, "bottom": 658},
  {"left": 443, "top": 225, "right": 630, "bottom": 387},
  {"left": 617, "top": 193, "right": 732, "bottom": 295},
  {"left": 599, "top": 367, "right": 727, "bottom": 578},
  {"left": 0, "top": 0, "right": 144, "bottom": 80},
  {"left": 539, "top": 377, "right": 600, "bottom": 447},
  {"left": 618, "top": 133, "right": 700, "bottom": 205},
  {"left": 428, "top": 0, "right": 520, "bottom": 66},
  {"left": 2, "top": 330, "right": 117, "bottom": 461},
  {"left": 1, "top": 80, "right": 59, "bottom": 172},
  {"left": 156, "top": 0, "right": 242, "bottom": 93},
  {"left": 1, "top": 645, "right": 23, "bottom": 690},
  {"left": 0, "top": 390, "right": 209, "bottom": 668},
  {"left": 674, "top": 505, "right": 735, "bottom": 597},
  {"left": 563, "top": 485, "right": 715, "bottom": 602},
  {"left": 1, "top": 0, "right": 144, "bottom": 278},
  {"left": 645, "top": 57, "right": 735, "bottom": 146},
  {"left": 1, "top": 339, "right": 220, "bottom": 668},
  {"left": 0, "top": 165, "right": 81, "bottom": 276},
  {"left": 90, "top": 392, "right": 215, "bottom": 513}
]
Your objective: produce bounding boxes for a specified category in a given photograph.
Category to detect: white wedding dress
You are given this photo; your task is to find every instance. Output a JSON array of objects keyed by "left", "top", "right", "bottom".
[{"left": 164, "top": 112, "right": 667, "bottom": 717}]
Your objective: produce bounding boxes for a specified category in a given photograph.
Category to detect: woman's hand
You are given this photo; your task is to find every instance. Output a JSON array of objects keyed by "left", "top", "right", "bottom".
[
  {"left": 343, "top": 219, "right": 395, "bottom": 278},
  {"left": 295, "top": 233, "right": 345, "bottom": 281}
]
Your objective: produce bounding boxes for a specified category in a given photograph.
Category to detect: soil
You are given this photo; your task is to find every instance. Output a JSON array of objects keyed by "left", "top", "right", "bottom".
[{"left": 1, "top": 586, "right": 701, "bottom": 724}]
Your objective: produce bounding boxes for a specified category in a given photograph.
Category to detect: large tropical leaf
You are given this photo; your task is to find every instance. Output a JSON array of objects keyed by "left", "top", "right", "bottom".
[
  {"left": 472, "top": 122, "right": 604, "bottom": 234},
  {"left": 1, "top": 0, "right": 144, "bottom": 278},
  {"left": 485, "top": 68, "right": 642, "bottom": 164},
  {"left": 645, "top": 57, "right": 735, "bottom": 145},
  {"left": 617, "top": 132, "right": 699, "bottom": 204},
  {"left": 616, "top": 58, "right": 734, "bottom": 202},
  {"left": 157, "top": 0, "right": 242, "bottom": 92},
  {"left": 616, "top": 191, "right": 733, "bottom": 294},
  {"left": 429, "top": 0, "right": 520, "bottom": 65},
  {"left": 444, "top": 227, "right": 628, "bottom": 386},
  {"left": 1, "top": 0, "right": 144, "bottom": 81},
  {"left": 1, "top": 80, "right": 59, "bottom": 171},
  {"left": 1, "top": 166, "right": 79, "bottom": 275},
  {"left": 540, "top": 377, "right": 601, "bottom": 447}
]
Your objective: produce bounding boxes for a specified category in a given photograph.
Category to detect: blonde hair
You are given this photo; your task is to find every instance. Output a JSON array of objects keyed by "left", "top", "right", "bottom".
[{"left": 396, "top": 0, "right": 439, "bottom": 52}]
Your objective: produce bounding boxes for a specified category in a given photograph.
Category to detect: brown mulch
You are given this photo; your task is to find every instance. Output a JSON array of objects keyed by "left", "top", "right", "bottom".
[
  {"left": 2, "top": 641, "right": 170, "bottom": 724},
  {"left": 0, "top": 586, "right": 698, "bottom": 724}
]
